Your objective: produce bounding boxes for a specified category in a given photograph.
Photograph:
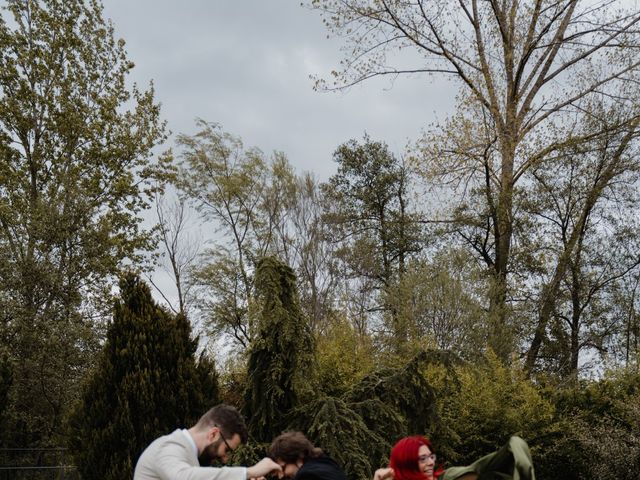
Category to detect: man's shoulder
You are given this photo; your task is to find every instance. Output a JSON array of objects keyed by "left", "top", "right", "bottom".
[
  {"left": 161, "top": 429, "right": 187, "bottom": 443},
  {"left": 136, "top": 432, "right": 185, "bottom": 463},
  {"left": 134, "top": 430, "right": 190, "bottom": 480}
]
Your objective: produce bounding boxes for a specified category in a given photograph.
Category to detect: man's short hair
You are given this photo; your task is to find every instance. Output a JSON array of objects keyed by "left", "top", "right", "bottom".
[
  {"left": 268, "top": 431, "right": 323, "bottom": 463},
  {"left": 196, "top": 404, "right": 248, "bottom": 443}
]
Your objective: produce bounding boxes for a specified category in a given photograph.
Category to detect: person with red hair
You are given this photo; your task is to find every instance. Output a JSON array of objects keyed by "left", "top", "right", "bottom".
[
  {"left": 374, "top": 436, "right": 445, "bottom": 480},
  {"left": 374, "top": 435, "right": 535, "bottom": 480}
]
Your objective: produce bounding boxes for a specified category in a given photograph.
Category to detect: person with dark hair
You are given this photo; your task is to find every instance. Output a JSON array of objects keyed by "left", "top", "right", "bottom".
[
  {"left": 134, "top": 404, "right": 281, "bottom": 480},
  {"left": 268, "top": 431, "right": 347, "bottom": 480},
  {"left": 374, "top": 436, "right": 535, "bottom": 480}
]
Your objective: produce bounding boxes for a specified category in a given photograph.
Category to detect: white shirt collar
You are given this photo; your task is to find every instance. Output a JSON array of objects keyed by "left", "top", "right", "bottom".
[{"left": 180, "top": 428, "right": 198, "bottom": 457}]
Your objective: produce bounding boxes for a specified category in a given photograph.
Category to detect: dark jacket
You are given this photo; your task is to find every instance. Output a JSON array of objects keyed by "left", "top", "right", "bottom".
[{"left": 295, "top": 455, "right": 347, "bottom": 480}]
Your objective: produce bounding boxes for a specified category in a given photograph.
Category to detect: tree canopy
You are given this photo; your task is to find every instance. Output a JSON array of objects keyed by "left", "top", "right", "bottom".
[{"left": 0, "top": 0, "right": 169, "bottom": 451}]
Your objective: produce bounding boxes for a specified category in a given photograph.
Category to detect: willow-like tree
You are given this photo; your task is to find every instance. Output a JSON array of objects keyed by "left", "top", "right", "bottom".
[
  {"left": 175, "top": 121, "right": 338, "bottom": 349},
  {"left": 69, "top": 273, "right": 218, "bottom": 480},
  {"left": 0, "top": 0, "right": 169, "bottom": 449},
  {"left": 243, "top": 256, "right": 314, "bottom": 442},
  {"left": 290, "top": 350, "right": 442, "bottom": 480}
]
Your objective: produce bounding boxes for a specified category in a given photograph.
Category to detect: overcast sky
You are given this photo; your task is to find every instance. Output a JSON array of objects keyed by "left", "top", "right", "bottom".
[
  {"left": 101, "top": 1, "right": 457, "bottom": 180},
  {"left": 98, "top": 1, "right": 461, "bottom": 324}
]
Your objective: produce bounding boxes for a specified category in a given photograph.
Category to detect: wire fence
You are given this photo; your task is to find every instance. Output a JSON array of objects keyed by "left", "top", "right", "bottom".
[{"left": 0, "top": 448, "right": 79, "bottom": 480}]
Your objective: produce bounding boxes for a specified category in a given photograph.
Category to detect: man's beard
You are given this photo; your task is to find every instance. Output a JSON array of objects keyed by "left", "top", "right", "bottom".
[{"left": 198, "top": 437, "right": 224, "bottom": 466}]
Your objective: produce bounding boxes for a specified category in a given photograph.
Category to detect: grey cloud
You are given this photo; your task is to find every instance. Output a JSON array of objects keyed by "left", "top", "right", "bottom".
[{"left": 102, "top": 1, "right": 457, "bottom": 179}]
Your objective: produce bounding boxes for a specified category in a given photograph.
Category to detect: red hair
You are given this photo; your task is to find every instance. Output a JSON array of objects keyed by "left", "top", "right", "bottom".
[{"left": 389, "top": 436, "right": 444, "bottom": 480}]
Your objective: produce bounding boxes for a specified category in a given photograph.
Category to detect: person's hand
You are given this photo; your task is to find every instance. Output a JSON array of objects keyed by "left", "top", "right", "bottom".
[
  {"left": 247, "top": 457, "right": 282, "bottom": 479},
  {"left": 373, "top": 467, "right": 394, "bottom": 480}
]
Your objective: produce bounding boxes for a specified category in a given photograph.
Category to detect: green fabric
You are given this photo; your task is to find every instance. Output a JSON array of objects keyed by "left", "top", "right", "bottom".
[{"left": 441, "top": 437, "right": 535, "bottom": 480}]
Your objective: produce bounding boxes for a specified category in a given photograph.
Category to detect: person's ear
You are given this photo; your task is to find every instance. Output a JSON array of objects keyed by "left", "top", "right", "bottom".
[{"left": 207, "top": 425, "right": 220, "bottom": 442}]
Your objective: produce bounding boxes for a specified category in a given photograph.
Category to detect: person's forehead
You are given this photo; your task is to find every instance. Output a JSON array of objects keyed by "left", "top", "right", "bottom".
[{"left": 418, "top": 445, "right": 432, "bottom": 455}]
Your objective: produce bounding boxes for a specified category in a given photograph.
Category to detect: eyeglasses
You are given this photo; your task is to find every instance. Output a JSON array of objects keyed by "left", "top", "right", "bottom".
[
  {"left": 214, "top": 425, "right": 234, "bottom": 452},
  {"left": 418, "top": 454, "right": 436, "bottom": 463}
]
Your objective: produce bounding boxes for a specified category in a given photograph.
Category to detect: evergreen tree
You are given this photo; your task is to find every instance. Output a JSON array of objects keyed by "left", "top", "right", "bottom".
[
  {"left": 243, "top": 256, "right": 314, "bottom": 442},
  {"left": 290, "top": 351, "right": 442, "bottom": 480},
  {"left": 297, "top": 395, "right": 385, "bottom": 479},
  {"left": 69, "top": 273, "right": 218, "bottom": 480}
]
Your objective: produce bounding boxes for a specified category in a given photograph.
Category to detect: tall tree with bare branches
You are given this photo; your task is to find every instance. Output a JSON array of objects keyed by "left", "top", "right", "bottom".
[{"left": 310, "top": 0, "right": 640, "bottom": 362}]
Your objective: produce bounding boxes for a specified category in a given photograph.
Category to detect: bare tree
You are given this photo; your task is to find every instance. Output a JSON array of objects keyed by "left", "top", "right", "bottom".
[{"left": 150, "top": 194, "right": 201, "bottom": 317}]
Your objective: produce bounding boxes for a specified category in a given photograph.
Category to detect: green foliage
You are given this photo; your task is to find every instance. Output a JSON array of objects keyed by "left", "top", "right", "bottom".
[
  {"left": 289, "top": 351, "right": 442, "bottom": 480},
  {"left": 417, "top": 360, "right": 464, "bottom": 463},
  {"left": 315, "top": 313, "right": 376, "bottom": 397},
  {"left": 383, "top": 250, "right": 487, "bottom": 359},
  {"left": 439, "top": 351, "right": 555, "bottom": 466},
  {"left": 224, "top": 441, "right": 270, "bottom": 471},
  {"left": 0, "top": 0, "right": 168, "bottom": 450},
  {"left": 217, "top": 356, "right": 249, "bottom": 407},
  {"left": 554, "top": 367, "right": 640, "bottom": 421},
  {"left": 293, "top": 396, "right": 385, "bottom": 480},
  {"left": 323, "top": 135, "right": 423, "bottom": 279},
  {"left": 176, "top": 122, "right": 337, "bottom": 348},
  {"left": 520, "top": 116, "right": 640, "bottom": 374},
  {"left": 243, "top": 256, "right": 314, "bottom": 442},
  {"left": 0, "top": 349, "right": 12, "bottom": 444},
  {"left": 536, "top": 412, "right": 640, "bottom": 480},
  {"left": 535, "top": 369, "right": 640, "bottom": 479},
  {"left": 69, "top": 273, "right": 218, "bottom": 480},
  {"left": 322, "top": 135, "right": 423, "bottom": 341},
  {"left": 175, "top": 120, "right": 270, "bottom": 349},
  {"left": 346, "top": 351, "right": 438, "bottom": 437},
  {"left": 195, "top": 352, "right": 221, "bottom": 408}
]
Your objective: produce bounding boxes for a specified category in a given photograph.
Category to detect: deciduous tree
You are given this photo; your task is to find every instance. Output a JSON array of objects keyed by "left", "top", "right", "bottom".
[
  {"left": 176, "top": 122, "right": 337, "bottom": 349},
  {"left": 310, "top": 0, "right": 640, "bottom": 362},
  {"left": 384, "top": 248, "right": 487, "bottom": 358},
  {"left": 522, "top": 128, "right": 640, "bottom": 374},
  {"left": 0, "top": 0, "right": 168, "bottom": 449},
  {"left": 523, "top": 113, "right": 640, "bottom": 372},
  {"left": 322, "top": 136, "right": 423, "bottom": 342}
]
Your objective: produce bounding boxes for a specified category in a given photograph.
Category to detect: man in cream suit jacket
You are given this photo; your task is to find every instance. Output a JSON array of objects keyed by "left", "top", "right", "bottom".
[{"left": 134, "top": 404, "right": 281, "bottom": 480}]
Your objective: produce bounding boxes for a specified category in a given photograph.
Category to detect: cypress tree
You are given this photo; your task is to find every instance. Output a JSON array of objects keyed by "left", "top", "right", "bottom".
[
  {"left": 69, "top": 273, "right": 219, "bottom": 480},
  {"left": 243, "top": 256, "right": 314, "bottom": 442}
]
